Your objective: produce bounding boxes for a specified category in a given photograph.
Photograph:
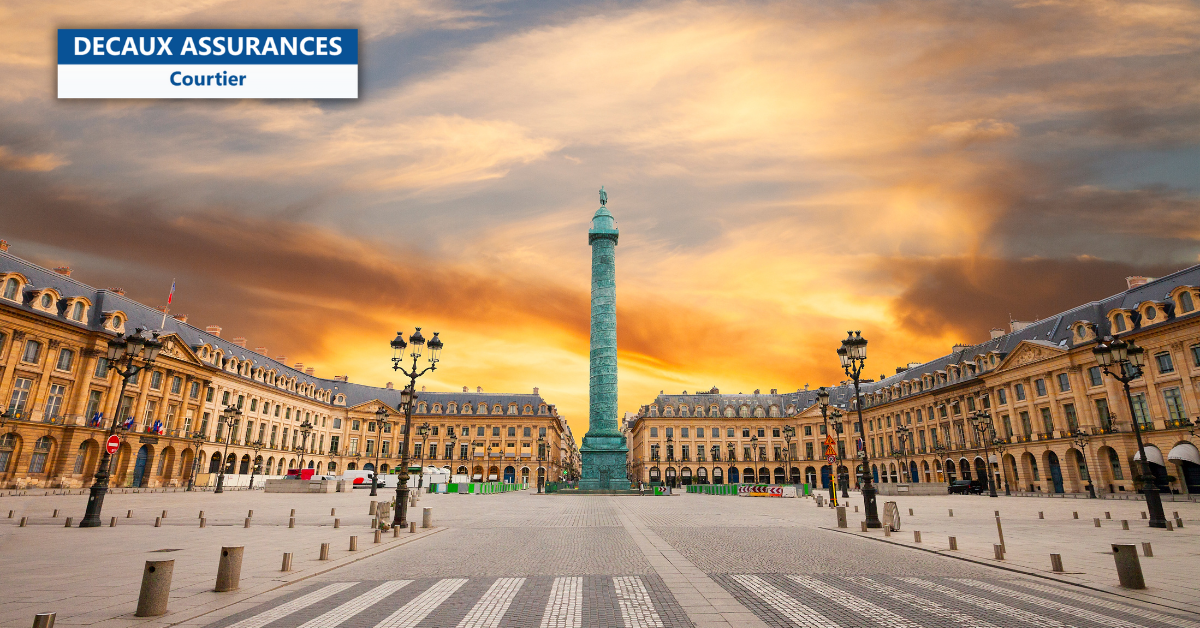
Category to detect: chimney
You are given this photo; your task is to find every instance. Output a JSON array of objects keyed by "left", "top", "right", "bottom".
[
  {"left": 463, "top": 386, "right": 469, "bottom": 392},
  {"left": 896, "top": 366, "right": 907, "bottom": 374},
  {"left": 53, "top": 266, "right": 71, "bottom": 277},
  {"left": 1126, "top": 276, "right": 1153, "bottom": 290},
  {"left": 276, "top": 355, "right": 287, "bottom": 363},
  {"left": 1010, "top": 320, "right": 1034, "bottom": 333},
  {"left": 205, "top": 325, "right": 221, "bottom": 337},
  {"left": 951, "top": 343, "right": 969, "bottom": 354},
  {"left": 294, "top": 362, "right": 304, "bottom": 370},
  {"left": 0, "top": 240, "right": 8, "bottom": 252},
  {"left": 476, "top": 386, "right": 482, "bottom": 393},
  {"left": 332, "top": 375, "right": 348, "bottom": 382},
  {"left": 172, "top": 314, "right": 188, "bottom": 323},
  {"left": 305, "top": 367, "right": 314, "bottom": 376},
  {"left": 990, "top": 327, "right": 1004, "bottom": 339},
  {"left": 111, "top": 288, "right": 125, "bottom": 295},
  {"left": 254, "top": 346, "right": 268, "bottom": 355},
  {"left": 156, "top": 306, "right": 168, "bottom": 314},
  {"left": 908, "top": 362, "right": 922, "bottom": 369},
  {"left": 421, "top": 385, "right": 426, "bottom": 392},
  {"left": 753, "top": 389, "right": 760, "bottom": 394},
  {"left": 533, "top": 387, "right": 539, "bottom": 395},
  {"left": 386, "top": 382, "right": 394, "bottom": 390},
  {"left": 769, "top": 388, "right": 777, "bottom": 394},
  {"left": 231, "top": 337, "right": 247, "bottom": 348}
]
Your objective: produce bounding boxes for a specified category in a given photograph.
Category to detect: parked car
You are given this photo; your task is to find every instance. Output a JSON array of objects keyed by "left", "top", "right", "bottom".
[{"left": 947, "top": 479, "right": 982, "bottom": 494}]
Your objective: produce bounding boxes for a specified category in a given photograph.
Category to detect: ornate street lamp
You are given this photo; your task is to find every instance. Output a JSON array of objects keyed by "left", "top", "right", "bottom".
[
  {"left": 187, "top": 429, "right": 205, "bottom": 491},
  {"left": 417, "top": 422, "right": 431, "bottom": 487},
  {"left": 991, "top": 438, "right": 1012, "bottom": 495},
  {"left": 1094, "top": 337, "right": 1166, "bottom": 527},
  {"left": 248, "top": 438, "right": 265, "bottom": 490},
  {"left": 782, "top": 425, "right": 795, "bottom": 484},
  {"left": 214, "top": 404, "right": 241, "bottom": 494},
  {"left": 372, "top": 406, "right": 390, "bottom": 497},
  {"left": 295, "top": 418, "right": 314, "bottom": 472},
  {"left": 968, "top": 409, "right": 998, "bottom": 498},
  {"left": 537, "top": 435, "right": 546, "bottom": 493},
  {"left": 388, "top": 327, "right": 443, "bottom": 528},
  {"left": 80, "top": 329, "right": 163, "bottom": 527},
  {"left": 818, "top": 387, "right": 838, "bottom": 506},
  {"left": 839, "top": 330, "right": 881, "bottom": 527},
  {"left": 1071, "top": 429, "right": 1096, "bottom": 498}
]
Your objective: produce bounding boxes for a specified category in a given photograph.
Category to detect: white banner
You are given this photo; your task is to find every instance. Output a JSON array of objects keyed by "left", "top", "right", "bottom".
[{"left": 58, "top": 64, "right": 357, "bottom": 99}]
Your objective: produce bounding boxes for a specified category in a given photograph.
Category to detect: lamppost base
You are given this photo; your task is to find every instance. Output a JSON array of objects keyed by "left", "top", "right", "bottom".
[
  {"left": 862, "top": 485, "right": 882, "bottom": 528},
  {"left": 1143, "top": 486, "right": 1168, "bottom": 528},
  {"left": 215, "top": 475, "right": 225, "bottom": 494},
  {"left": 79, "top": 483, "right": 108, "bottom": 528}
]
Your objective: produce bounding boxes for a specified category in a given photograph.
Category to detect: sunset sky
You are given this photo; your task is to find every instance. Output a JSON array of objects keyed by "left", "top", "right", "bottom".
[{"left": 2, "top": 0, "right": 1199, "bottom": 437}]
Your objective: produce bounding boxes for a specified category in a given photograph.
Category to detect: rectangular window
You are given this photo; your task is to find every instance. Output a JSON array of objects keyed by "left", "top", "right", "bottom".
[
  {"left": 142, "top": 400, "right": 158, "bottom": 430},
  {"left": 650, "top": 427, "right": 658, "bottom": 437},
  {"left": 412, "top": 443, "right": 421, "bottom": 458},
  {"left": 329, "top": 435, "right": 338, "bottom": 454},
  {"left": 681, "top": 427, "right": 689, "bottom": 438},
  {"left": 366, "top": 439, "right": 375, "bottom": 455},
  {"left": 190, "top": 381, "right": 200, "bottom": 399},
  {"left": 773, "top": 427, "right": 781, "bottom": 437},
  {"left": 1057, "top": 373, "right": 1071, "bottom": 393},
  {"left": 94, "top": 358, "right": 109, "bottom": 378},
  {"left": 1192, "top": 344, "right": 1200, "bottom": 367},
  {"left": 805, "top": 442, "right": 814, "bottom": 459},
  {"left": 270, "top": 425, "right": 278, "bottom": 447},
  {"left": 333, "top": 417, "right": 342, "bottom": 429},
  {"left": 44, "top": 384, "right": 66, "bottom": 419},
  {"left": 206, "top": 387, "right": 214, "bottom": 402},
  {"left": 171, "top": 376, "right": 182, "bottom": 394},
  {"left": 804, "top": 425, "right": 812, "bottom": 436},
  {"left": 352, "top": 420, "right": 360, "bottom": 431},
  {"left": 523, "top": 427, "right": 531, "bottom": 437},
  {"left": 1015, "top": 383, "right": 1026, "bottom": 401},
  {"left": 1064, "top": 403, "right": 1078, "bottom": 433},
  {"left": 1040, "top": 407, "right": 1054, "bottom": 435},
  {"left": 666, "top": 427, "right": 674, "bottom": 438},
  {"left": 7, "top": 377, "right": 32, "bottom": 415},
  {"left": 1156, "top": 352, "right": 1175, "bottom": 374},
  {"left": 29, "top": 441, "right": 49, "bottom": 474},
  {"left": 918, "top": 430, "right": 927, "bottom": 451},
  {"left": 150, "top": 371, "right": 162, "bottom": 390},
  {"left": 477, "top": 426, "right": 485, "bottom": 436},
  {"left": 460, "top": 443, "right": 469, "bottom": 459},
  {"left": 757, "top": 428, "right": 765, "bottom": 437},
  {"left": 727, "top": 428, "right": 735, "bottom": 437},
  {"left": 493, "top": 427, "right": 500, "bottom": 437},
  {"left": 1164, "top": 388, "right": 1186, "bottom": 422},
  {"left": 997, "top": 388, "right": 1007, "bottom": 404},
  {"left": 1130, "top": 393, "right": 1151, "bottom": 428},
  {"left": 221, "top": 391, "right": 230, "bottom": 405},
  {"left": 966, "top": 397, "right": 976, "bottom": 412},
  {"left": 1035, "top": 379, "right": 1047, "bottom": 396},
  {"left": 1002, "top": 415, "right": 1013, "bottom": 438},
  {"left": 22, "top": 340, "right": 41, "bottom": 364},
  {"left": 1095, "top": 398, "right": 1111, "bottom": 428},
  {"left": 930, "top": 428, "right": 938, "bottom": 446},
  {"left": 508, "top": 427, "right": 516, "bottom": 437},
  {"left": 85, "top": 390, "right": 102, "bottom": 419},
  {"left": 55, "top": 349, "right": 74, "bottom": 371},
  {"left": 1088, "top": 366, "right": 1103, "bottom": 387},
  {"left": 1019, "top": 411, "right": 1032, "bottom": 437},
  {"left": 183, "top": 411, "right": 193, "bottom": 434}
]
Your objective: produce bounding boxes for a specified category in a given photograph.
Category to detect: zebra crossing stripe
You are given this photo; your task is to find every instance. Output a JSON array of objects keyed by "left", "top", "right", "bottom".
[
  {"left": 896, "top": 578, "right": 1076, "bottom": 628},
  {"left": 1003, "top": 580, "right": 1200, "bottom": 628},
  {"left": 295, "top": 581, "right": 412, "bottom": 628},
  {"left": 787, "top": 576, "right": 924, "bottom": 628},
  {"left": 729, "top": 575, "right": 839, "bottom": 628},
  {"left": 224, "top": 582, "right": 358, "bottom": 628},
  {"left": 845, "top": 577, "right": 1003, "bottom": 628},
  {"left": 540, "top": 576, "right": 583, "bottom": 628},
  {"left": 955, "top": 579, "right": 1173, "bottom": 628},
  {"left": 613, "top": 576, "right": 664, "bottom": 628},
  {"left": 457, "top": 577, "right": 526, "bottom": 628},
  {"left": 374, "top": 578, "right": 468, "bottom": 628}
]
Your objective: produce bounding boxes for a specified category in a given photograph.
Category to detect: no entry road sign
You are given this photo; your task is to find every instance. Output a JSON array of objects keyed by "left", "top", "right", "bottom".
[{"left": 106, "top": 434, "right": 120, "bottom": 455}]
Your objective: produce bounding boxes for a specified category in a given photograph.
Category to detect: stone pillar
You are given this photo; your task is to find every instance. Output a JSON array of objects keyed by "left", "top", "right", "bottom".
[{"left": 578, "top": 188, "right": 629, "bottom": 491}]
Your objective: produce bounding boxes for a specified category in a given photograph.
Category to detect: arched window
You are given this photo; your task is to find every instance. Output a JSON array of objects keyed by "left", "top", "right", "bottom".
[
  {"left": 71, "top": 301, "right": 85, "bottom": 321},
  {"left": 1108, "top": 449, "right": 1124, "bottom": 480},
  {"left": 3, "top": 278, "right": 18, "bottom": 300}
]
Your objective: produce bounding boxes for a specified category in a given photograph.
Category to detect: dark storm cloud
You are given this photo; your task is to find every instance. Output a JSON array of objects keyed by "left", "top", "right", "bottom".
[{"left": 882, "top": 255, "right": 1186, "bottom": 341}]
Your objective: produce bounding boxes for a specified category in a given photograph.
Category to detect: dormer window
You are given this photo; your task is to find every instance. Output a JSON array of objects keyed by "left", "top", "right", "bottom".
[
  {"left": 71, "top": 301, "right": 84, "bottom": 321},
  {"left": 1114, "top": 313, "right": 1127, "bottom": 332},
  {"left": 39, "top": 294, "right": 51, "bottom": 308},
  {"left": 3, "top": 278, "right": 18, "bottom": 300},
  {"left": 1179, "top": 291, "right": 1195, "bottom": 314},
  {"left": 1143, "top": 306, "right": 1157, "bottom": 321}
]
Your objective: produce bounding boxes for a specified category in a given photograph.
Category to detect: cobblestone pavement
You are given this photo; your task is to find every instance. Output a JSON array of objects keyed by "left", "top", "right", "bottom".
[{"left": 4, "top": 489, "right": 1200, "bottom": 627}]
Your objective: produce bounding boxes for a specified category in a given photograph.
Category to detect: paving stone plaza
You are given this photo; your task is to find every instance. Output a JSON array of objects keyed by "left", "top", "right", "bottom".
[{"left": 2, "top": 488, "right": 1199, "bottom": 627}]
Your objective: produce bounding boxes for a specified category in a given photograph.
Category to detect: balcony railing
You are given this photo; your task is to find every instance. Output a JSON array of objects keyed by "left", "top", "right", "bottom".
[{"left": 1164, "top": 418, "right": 1194, "bottom": 429}]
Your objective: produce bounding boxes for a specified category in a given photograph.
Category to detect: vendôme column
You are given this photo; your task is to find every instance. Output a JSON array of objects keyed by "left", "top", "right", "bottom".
[{"left": 579, "top": 186, "right": 630, "bottom": 491}]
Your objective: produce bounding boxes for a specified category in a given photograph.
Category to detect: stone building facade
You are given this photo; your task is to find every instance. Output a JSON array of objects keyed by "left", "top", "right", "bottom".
[
  {"left": 0, "top": 248, "right": 574, "bottom": 489},
  {"left": 629, "top": 268, "right": 1200, "bottom": 497}
]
